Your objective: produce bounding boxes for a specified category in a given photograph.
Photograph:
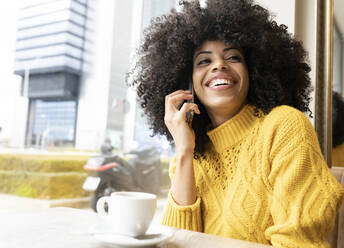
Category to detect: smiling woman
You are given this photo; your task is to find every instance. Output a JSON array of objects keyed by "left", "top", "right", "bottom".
[{"left": 128, "top": 0, "right": 344, "bottom": 247}]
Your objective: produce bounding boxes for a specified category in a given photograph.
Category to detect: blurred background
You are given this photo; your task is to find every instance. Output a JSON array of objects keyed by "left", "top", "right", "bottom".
[{"left": 0, "top": 0, "right": 342, "bottom": 212}]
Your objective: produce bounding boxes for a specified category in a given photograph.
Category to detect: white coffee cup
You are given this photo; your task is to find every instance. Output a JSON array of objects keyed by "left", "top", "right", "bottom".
[{"left": 96, "top": 191, "right": 157, "bottom": 236}]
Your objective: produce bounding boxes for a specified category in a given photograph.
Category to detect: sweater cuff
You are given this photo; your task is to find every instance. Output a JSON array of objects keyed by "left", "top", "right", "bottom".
[{"left": 160, "top": 191, "right": 202, "bottom": 232}]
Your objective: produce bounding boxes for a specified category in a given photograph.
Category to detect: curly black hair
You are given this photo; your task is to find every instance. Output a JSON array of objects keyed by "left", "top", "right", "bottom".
[
  {"left": 333, "top": 91, "right": 344, "bottom": 147},
  {"left": 127, "top": 0, "right": 313, "bottom": 157}
]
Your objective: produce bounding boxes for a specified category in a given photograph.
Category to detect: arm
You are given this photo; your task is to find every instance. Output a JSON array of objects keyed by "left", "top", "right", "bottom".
[
  {"left": 263, "top": 108, "right": 344, "bottom": 248},
  {"left": 160, "top": 90, "right": 203, "bottom": 231},
  {"left": 171, "top": 151, "right": 197, "bottom": 205},
  {"left": 163, "top": 89, "right": 200, "bottom": 205},
  {"left": 160, "top": 156, "right": 203, "bottom": 231}
]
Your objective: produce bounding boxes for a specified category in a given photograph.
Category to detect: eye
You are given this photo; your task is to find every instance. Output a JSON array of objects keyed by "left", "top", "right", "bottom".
[
  {"left": 225, "top": 55, "right": 241, "bottom": 62},
  {"left": 197, "top": 58, "right": 211, "bottom": 65}
]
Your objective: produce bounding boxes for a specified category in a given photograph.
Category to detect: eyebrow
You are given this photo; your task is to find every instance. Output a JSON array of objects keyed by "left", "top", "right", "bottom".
[{"left": 194, "top": 47, "right": 239, "bottom": 59}]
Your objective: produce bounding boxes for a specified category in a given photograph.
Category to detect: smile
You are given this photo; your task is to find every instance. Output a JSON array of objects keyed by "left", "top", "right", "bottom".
[{"left": 206, "top": 79, "right": 236, "bottom": 88}]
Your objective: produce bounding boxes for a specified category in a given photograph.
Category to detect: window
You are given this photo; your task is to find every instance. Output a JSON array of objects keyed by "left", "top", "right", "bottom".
[{"left": 27, "top": 99, "right": 77, "bottom": 147}]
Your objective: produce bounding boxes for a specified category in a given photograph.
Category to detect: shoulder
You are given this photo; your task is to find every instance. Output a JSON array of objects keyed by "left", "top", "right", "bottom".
[
  {"left": 258, "top": 105, "right": 320, "bottom": 154},
  {"left": 263, "top": 105, "right": 310, "bottom": 126},
  {"left": 261, "top": 105, "right": 314, "bottom": 138}
]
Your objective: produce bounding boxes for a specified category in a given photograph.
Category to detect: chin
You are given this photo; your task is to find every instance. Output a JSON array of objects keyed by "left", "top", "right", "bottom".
[
  {"left": 208, "top": 99, "right": 246, "bottom": 111},
  {"left": 210, "top": 98, "right": 240, "bottom": 107}
]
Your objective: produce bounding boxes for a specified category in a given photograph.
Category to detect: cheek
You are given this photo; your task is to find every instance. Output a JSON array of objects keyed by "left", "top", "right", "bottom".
[
  {"left": 239, "top": 68, "right": 249, "bottom": 87},
  {"left": 192, "top": 74, "right": 204, "bottom": 93},
  {"left": 241, "top": 77, "right": 249, "bottom": 96},
  {"left": 192, "top": 65, "right": 208, "bottom": 81},
  {"left": 244, "top": 74, "right": 249, "bottom": 88},
  {"left": 192, "top": 70, "right": 201, "bottom": 84},
  {"left": 193, "top": 85, "right": 203, "bottom": 98},
  {"left": 192, "top": 83, "right": 207, "bottom": 105}
]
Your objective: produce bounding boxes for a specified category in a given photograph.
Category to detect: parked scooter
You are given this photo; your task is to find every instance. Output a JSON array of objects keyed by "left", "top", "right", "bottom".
[{"left": 82, "top": 144, "right": 161, "bottom": 211}]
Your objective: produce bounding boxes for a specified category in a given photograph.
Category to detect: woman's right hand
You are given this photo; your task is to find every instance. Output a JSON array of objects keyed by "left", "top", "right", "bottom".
[{"left": 164, "top": 90, "right": 200, "bottom": 154}]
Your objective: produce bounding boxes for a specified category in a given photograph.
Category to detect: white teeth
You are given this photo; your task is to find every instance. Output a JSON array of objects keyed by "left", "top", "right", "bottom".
[{"left": 208, "top": 79, "right": 233, "bottom": 88}]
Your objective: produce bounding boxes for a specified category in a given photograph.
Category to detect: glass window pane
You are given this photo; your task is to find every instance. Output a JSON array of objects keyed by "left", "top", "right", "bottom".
[{"left": 32, "top": 99, "right": 76, "bottom": 146}]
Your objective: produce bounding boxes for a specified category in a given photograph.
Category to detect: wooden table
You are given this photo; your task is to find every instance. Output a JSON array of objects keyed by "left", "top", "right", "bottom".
[{"left": 0, "top": 207, "right": 272, "bottom": 248}]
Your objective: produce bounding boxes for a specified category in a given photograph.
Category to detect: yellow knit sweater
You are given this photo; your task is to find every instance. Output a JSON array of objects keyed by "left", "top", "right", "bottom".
[{"left": 161, "top": 104, "right": 344, "bottom": 248}]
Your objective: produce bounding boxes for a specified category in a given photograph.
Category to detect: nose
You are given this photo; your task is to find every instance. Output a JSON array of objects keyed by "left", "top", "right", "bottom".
[{"left": 211, "top": 59, "right": 228, "bottom": 72}]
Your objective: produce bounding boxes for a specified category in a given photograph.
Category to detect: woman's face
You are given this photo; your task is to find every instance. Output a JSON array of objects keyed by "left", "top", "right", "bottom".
[{"left": 192, "top": 40, "right": 249, "bottom": 123}]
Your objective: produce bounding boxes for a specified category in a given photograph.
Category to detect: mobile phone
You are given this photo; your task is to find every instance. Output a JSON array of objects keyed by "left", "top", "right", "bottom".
[{"left": 186, "top": 80, "right": 194, "bottom": 126}]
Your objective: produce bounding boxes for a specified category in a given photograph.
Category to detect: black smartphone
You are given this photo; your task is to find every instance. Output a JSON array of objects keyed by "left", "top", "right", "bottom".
[{"left": 186, "top": 79, "right": 194, "bottom": 126}]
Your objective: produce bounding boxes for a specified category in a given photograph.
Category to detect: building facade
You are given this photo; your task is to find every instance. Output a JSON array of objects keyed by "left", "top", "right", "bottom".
[
  {"left": 14, "top": 0, "right": 94, "bottom": 149},
  {"left": 11, "top": 0, "right": 176, "bottom": 152}
]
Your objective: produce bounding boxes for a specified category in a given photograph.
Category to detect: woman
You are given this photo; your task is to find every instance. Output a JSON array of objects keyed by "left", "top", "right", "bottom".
[
  {"left": 128, "top": 0, "right": 344, "bottom": 247},
  {"left": 333, "top": 91, "right": 344, "bottom": 166}
]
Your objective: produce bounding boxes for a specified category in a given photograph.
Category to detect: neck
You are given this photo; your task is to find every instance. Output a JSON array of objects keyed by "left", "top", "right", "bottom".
[
  {"left": 207, "top": 103, "right": 247, "bottom": 128},
  {"left": 207, "top": 104, "right": 258, "bottom": 152}
]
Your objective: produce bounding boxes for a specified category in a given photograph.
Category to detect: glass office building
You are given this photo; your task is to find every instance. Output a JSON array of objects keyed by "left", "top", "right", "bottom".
[
  {"left": 13, "top": 0, "right": 176, "bottom": 150},
  {"left": 14, "top": 0, "right": 93, "bottom": 147}
]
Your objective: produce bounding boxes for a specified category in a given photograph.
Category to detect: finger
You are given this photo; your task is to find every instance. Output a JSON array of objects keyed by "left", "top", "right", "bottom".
[
  {"left": 179, "top": 103, "right": 200, "bottom": 116},
  {"left": 165, "top": 92, "right": 193, "bottom": 112},
  {"left": 166, "top": 90, "right": 191, "bottom": 99},
  {"left": 167, "top": 89, "right": 191, "bottom": 96}
]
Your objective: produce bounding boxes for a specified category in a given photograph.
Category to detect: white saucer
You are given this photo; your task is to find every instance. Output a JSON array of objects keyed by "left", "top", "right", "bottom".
[{"left": 93, "top": 224, "right": 174, "bottom": 247}]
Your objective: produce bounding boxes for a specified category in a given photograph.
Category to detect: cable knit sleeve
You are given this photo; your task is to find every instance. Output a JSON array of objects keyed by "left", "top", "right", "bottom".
[
  {"left": 160, "top": 156, "right": 203, "bottom": 232},
  {"left": 263, "top": 106, "right": 344, "bottom": 248}
]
